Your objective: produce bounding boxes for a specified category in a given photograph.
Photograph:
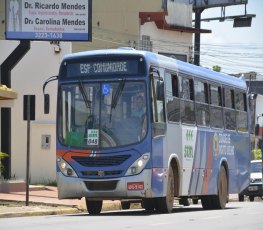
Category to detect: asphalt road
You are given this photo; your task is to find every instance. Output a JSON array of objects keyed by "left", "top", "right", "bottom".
[{"left": 0, "top": 200, "right": 262, "bottom": 230}]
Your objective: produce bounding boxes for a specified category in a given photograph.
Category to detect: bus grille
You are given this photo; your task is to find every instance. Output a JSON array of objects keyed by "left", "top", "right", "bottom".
[
  {"left": 81, "top": 170, "right": 122, "bottom": 177},
  {"left": 72, "top": 154, "right": 131, "bottom": 167}
]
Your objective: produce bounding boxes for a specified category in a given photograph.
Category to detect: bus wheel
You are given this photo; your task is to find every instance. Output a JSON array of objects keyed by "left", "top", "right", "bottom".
[
  {"left": 121, "top": 201, "right": 130, "bottom": 210},
  {"left": 156, "top": 166, "right": 174, "bottom": 213},
  {"left": 201, "top": 196, "right": 213, "bottom": 209},
  {"left": 192, "top": 198, "right": 198, "bottom": 204},
  {"left": 179, "top": 197, "right": 190, "bottom": 206},
  {"left": 142, "top": 198, "right": 156, "bottom": 212},
  {"left": 238, "top": 194, "right": 245, "bottom": 202},
  {"left": 215, "top": 166, "right": 228, "bottom": 209},
  {"left": 249, "top": 196, "right": 254, "bottom": 202},
  {"left": 85, "top": 199, "right": 103, "bottom": 215},
  {"left": 201, "top": 166, "right": 228, "bottom": 210}
]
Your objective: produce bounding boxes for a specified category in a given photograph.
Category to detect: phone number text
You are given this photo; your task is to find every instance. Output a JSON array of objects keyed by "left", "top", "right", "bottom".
[{"left": 35, "top": 32, "right": 63, "bottom": 40}]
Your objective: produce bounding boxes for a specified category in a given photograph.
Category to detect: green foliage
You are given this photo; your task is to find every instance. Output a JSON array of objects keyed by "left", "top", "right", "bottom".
[
  {"left": 213, "top": 65, "right": 221, "bottom": 72},
  {"left": 252, "top": 149, "right": 262, "bottom": 160},
  {"left": 0, "top": 152, "right": 9, "bottom": 176},
  {"left": 0, "top": 152, "right": 8, "bottom": 159}
]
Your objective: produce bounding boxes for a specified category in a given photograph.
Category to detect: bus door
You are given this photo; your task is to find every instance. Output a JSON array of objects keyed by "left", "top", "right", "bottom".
[{"left": 150, "top": 68, "right": 168, "bottom": 197}]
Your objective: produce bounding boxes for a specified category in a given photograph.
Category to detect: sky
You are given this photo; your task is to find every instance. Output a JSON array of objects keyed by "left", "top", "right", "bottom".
[{"left": 199, "top": 0, "right": 263, "bottom": 77}]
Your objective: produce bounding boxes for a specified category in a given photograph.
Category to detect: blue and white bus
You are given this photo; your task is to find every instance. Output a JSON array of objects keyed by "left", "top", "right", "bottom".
[{"left": 44, "top": 48, "right": 251, "bottom": 214}]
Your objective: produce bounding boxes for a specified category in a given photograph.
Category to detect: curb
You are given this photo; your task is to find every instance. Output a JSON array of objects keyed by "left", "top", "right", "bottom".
[
  {"left": 0, "top": 207, "right": 81, "bottom": 218},
  {"left": 0, "top": 200, "right": 122, "bottom": 218}
]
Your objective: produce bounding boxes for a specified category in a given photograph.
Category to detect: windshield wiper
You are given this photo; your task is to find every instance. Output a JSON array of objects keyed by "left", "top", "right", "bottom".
[
  {"left": 78, "top": 80, "right": 91, "bottom": 108},
  {"left": 109, "top": 79, "right": 126, "bottom": 121}
]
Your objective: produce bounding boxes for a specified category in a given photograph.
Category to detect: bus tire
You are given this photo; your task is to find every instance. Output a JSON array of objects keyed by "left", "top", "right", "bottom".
[
  {"left": 179, "top": 197, "right": 190, "bottom": 206},
  {"left": 85, "top": 199, "right": 103, "bottom": 215},
  {"left": 201, "top": 166, "right": 228, "bottom": 210},
  {"left": 238, "top": 194, "right": 245, "bottom": 202},
  {"left": 192, "top": 198, "right": 199, "bottom": 204},
  {"left": 142, "top": 198, "right": 155, "bottom": 212},
  {"left": 213, "top": 165, "right": 228, "bottom": 209},
  {"left": 201, "top": 196, "right": 213, "bottom": 209},
  {"left": 156, "top": 166, "right": 174, "bottom": 213}
]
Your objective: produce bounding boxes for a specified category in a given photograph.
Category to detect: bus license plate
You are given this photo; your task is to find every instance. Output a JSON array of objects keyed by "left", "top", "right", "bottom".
[{"left": 127, "top": 182, "right": 144, "bottom": 190}]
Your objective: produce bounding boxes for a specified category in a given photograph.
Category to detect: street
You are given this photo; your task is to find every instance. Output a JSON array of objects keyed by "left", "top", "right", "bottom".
[{"left": 0, "top": 200, "right": 262, "bottom": 230}]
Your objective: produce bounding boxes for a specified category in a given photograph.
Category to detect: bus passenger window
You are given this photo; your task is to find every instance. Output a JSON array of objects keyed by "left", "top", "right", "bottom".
[
  {"left": 209, "top": 84, "right": 223, "bottom": 129},
  {"left": 195, "top": 80, "right": 209, "bottom": 127},
  {"left": 223, "top": 88, "right": 236, "bottom": 130},
  {"left": 180, "top": 77, "right": 194, "bottom": 100},
  {"left": 224, "top": 88, "right": 235, "bottom": 109},
  {"left": 166, "top": 73, "right": 180, "bottom": 122},
  {"left": 180, "top": 77, "right": 195, "bottom": 124},
  {"left": 236, "top": 91, "right": 248, "bottom": 132}
]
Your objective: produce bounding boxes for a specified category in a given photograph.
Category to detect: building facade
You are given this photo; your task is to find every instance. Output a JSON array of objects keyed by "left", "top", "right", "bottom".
[{"left": 0, "top": 0, "right": 207, "bottom": 183}]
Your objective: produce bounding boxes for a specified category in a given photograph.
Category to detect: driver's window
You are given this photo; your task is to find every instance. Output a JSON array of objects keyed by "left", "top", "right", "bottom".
[{"left": 151, "top": 69, "right": 165, "bottom": 123}]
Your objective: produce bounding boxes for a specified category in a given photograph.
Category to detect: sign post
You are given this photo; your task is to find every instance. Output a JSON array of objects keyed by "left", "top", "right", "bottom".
[{"left": 23, "top": 95, "right": 35, "bottom": 206}]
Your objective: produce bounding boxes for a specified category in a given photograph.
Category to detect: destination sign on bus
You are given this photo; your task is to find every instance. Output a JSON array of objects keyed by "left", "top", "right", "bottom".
[
  {"left": 65, "top": 59, "right": 145, "bottom": 77},
  {"left": 80, "top": 61, "right": 128, "bottom": 74}
]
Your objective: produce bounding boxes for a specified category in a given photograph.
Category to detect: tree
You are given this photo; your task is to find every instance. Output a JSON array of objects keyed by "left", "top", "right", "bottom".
[{"left": 213, "top": 65, "right": 221, "bottom": 72}]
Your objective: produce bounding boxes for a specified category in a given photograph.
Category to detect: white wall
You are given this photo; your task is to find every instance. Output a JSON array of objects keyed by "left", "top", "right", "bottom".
[
  {"left": 256, "top": 94, "right": 263, "bottom": 125},
  {"left": 140, "top": 21, "right": 193, "bottom": 61},
  {"left": 0, "top": 40, "right": 71, "bottom": 183}
]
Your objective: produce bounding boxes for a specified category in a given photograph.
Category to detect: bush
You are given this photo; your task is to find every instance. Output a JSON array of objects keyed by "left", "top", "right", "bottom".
[
  {"left": 0, "top": 152, "right": 9, "bottom": 176},
  {"left": 252, "top": 149, "right": 262, "bottom": 160}
]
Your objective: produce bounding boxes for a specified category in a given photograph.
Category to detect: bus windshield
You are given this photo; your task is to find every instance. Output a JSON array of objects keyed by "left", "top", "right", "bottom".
[
  {"left": 58, "top": 80, "right": 147, "bottom": 148},
  {"left": 251, "top": 161, "right": 262, "bottom": 173}
]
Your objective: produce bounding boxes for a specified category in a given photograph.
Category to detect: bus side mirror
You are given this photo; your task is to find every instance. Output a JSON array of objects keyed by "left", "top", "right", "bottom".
[
  {"left": 255, "top": 124, "right": 259, "bottom": 136},
  {"left": 44, "top": 94, "right": 50, "bottom": 114}
]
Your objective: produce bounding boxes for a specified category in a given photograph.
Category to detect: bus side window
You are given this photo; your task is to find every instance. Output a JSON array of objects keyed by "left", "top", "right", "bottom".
[
  {"left": 236, "top": 91, "right": 248, "bottom": 132},
  {"left": 151, "top": 71, "right": 165, "bottom": 123},
  {"left": 195, "top": 80, "right": 210, "bottom": 127},
  {"left": 172, "top": 75, "right": 179, "bottom": 97},
  {"left": 224, "top": 87, "right": 236, "bottom": 130},
  {"left": 166, "top": 72, "right": 180, "bottom": 122},
  {"left": 150, "top": 68, "right": 166, "bottom": 136},
  {"left": 180, "top": 76, "right": 195, "bottom": 124},
  {"left": 209, "top": 84, "right": 224, "bottom": 129}
]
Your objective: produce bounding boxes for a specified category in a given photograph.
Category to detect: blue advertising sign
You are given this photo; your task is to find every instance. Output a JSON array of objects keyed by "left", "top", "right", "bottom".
[{"left": 5, "top": 0, "right": 92, "bottom": 41}]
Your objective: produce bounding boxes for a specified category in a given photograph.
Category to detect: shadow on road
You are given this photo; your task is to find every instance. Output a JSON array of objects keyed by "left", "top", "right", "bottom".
[{"left": 69, "top": 204, "right": 239, "bottom": 217}]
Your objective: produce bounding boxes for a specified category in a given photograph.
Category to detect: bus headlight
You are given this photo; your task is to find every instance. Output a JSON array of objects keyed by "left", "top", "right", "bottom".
[
  {"left": 125, "top": 153, "right": 150, "bottom": 176},
  {"left": 57, "top": 156, "right": 77, "bottom": 177}
]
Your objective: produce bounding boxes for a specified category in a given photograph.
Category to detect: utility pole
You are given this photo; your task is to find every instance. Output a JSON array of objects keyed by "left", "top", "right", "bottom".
[{"left": 194, "top": 8, "right": 203, "bottom": 66}]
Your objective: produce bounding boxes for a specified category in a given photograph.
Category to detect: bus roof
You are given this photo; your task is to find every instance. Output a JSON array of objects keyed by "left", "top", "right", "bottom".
[{"left": 63, "top": 48, "right": 247, "bottom": 90}]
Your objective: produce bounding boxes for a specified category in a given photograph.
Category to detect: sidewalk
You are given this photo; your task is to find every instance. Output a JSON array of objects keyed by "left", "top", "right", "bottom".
[{"left": 0, "top": 186, "right": 121, "bottom": 218}]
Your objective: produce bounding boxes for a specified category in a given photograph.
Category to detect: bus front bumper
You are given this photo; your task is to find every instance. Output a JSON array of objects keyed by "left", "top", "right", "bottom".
[{"left": 57, "top": 169, "right": 153, "bottom": 200}]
